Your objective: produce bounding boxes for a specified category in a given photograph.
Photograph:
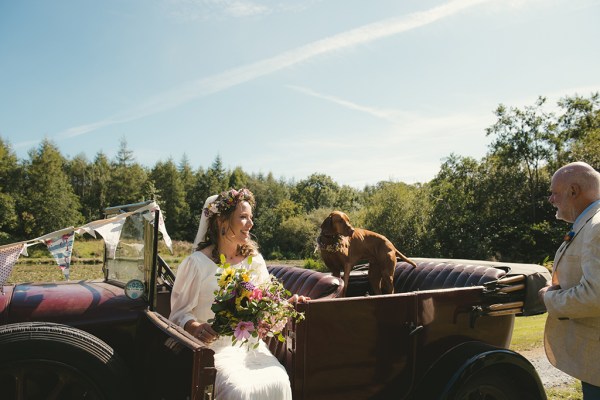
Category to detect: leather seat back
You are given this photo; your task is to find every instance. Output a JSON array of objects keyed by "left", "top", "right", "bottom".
[
  {"left": 267, "top": 265, "right": 344, "bottom": 299},
  {"left": 393, "top": 261, "right": 507, "bottom": 293}
]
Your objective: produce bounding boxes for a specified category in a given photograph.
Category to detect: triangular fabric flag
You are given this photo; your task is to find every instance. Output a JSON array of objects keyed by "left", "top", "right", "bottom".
[
  {"left": 0, "top": 243, "right": 25, "bottom": 290},
  {"left": 93, "top": 216, "right": 127, "bottom": 259},
  {"left": 35, "top": 226, "right": 75, "bottom": 243},
  {"left": 44, "top": 231, "right": 75, "bottom": 280},
  {"left": 75, "top": 224, "right": 97, "bottom": 238},
  {"left": 144, "top": 203, "right": 173, "bottom": 253}
]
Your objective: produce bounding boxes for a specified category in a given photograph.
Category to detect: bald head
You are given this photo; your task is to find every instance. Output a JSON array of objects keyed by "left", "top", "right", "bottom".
[
  {"left": 550, "top": 162, "right": 600, "bottom": 222},
  {"left": 554, "top": 162, "right": 600, "bottom": 199}
]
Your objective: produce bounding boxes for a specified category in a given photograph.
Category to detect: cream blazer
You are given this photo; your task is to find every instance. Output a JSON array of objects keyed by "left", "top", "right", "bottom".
[{"left": 544, "top": 202, "right": 600, "bottom": 386}]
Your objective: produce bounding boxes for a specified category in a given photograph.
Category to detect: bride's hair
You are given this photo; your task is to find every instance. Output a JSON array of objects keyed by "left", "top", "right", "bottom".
[{"left": 197, "top": 188, "right": 259, "bottom": 262}]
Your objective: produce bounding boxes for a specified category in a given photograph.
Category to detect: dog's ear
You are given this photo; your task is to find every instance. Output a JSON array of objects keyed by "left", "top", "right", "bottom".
[
  {"left": 340, "top": 213, "right": 354, "bottom": 237},
  {"left": 321, "top": 214, "right": 333, "bottom": 232}
]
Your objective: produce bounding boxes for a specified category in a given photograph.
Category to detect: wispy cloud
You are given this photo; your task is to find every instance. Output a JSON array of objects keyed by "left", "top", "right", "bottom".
[
  {"left": 167, "top": 0, "right": 322, "bottom": 21},
  {"left": 167, "top": 0, "right": 271, "bottom": 21},
  {"left": 58, "top": 0, "right": 496, "bottom": 139},
  {"left": 218, "top": 0, "right": 270, "bottom": 18}
]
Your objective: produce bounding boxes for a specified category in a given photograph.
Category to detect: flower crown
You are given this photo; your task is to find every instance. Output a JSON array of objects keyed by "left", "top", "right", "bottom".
[{"left": 204, "top": 188, "right": 254, "bottom": 218}]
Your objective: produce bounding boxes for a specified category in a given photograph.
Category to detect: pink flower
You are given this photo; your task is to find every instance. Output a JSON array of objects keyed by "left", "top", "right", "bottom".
[
  {"left": 271, "top": 316, "right": 287, "bottom": 333},
  {"left": 256, "top": 321, "right": 270, "bottom": 339},
  {"left": 234, "top": 321, "right": 255, "bottom": 341},
  {"left": 250, "top": 288, "right": 263, "bottom": 301}
]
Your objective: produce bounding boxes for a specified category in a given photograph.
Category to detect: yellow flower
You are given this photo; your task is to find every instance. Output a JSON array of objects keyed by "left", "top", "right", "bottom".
[
  {"left": 240, "top": 271, "right": 250, "bottom": 282},
  {"left": 235, "top": 290, "right": 252, "bottom": 310},
  {"left": 218, "top": 266, "right": 235, "bottom": 287}
]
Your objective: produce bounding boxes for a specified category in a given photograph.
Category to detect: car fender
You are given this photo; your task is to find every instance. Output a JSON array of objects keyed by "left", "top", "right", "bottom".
[
  {"left": 413, "top": 341, "right": 546, "bottom": 400},
  {"left": 0, "top": 321, "right": 132, "bottom": 399}
]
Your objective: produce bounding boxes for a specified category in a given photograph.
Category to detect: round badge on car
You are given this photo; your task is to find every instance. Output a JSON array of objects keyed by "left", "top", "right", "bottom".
[{"left": 124, "top": 279, "right": 145, "bottom": 299}]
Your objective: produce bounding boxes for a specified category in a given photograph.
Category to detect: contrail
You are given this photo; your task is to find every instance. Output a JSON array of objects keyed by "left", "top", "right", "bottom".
[
  {"left": 56, "top": 0, "right": 494, "bottom": 139},
  {"left": 286, "top": 84, "right": 402, "bottom": 122}
]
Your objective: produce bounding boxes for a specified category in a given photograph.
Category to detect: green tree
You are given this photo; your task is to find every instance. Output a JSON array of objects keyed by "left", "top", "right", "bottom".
[
  {"left": 183, "top": 156, "right": 230, "bottom": 243},
  {"left": 107, "top": 139, "right": 149, "bottom": 205},
  {"left": 486, "top": 96, "right": 556, "bottom": 223},
  {"left": 556, "top": 92, "right": 600, "bottom": 168},
  {"left": 150, "top": 158, "right": 187, "bottom": 240},
  {"left": 362, "top": 181, "right": 431, "bottom": 257},
  {"left": 427, "top": 155, "right": 490, "bottom": 259},
  {"left": 66, "top": 153, "right": 93, "bottom": 220},
  {"left": 246, "top": 173, "right": 296, "bottom": 258},
  {"left": 19, "top": 140, "right": 83, "bottom": 237},
  {"left": 195, "top": 156, "right": 229, "bottom": 203},
  {"left": 294, "top": 173, "right": 339, "bottom": 212},
  {"left": 276, "top": 208, "right": 330, "bottom": 259},
  {"left": 0, "top": 138, "right": 20, "bottom": 242},
  {"left": 87, "top": 151, "right": 112, "bottom": 219},
  {"left": 334, "top": 184, "right": 362, "bottom": 212},
  {"left": 477, "top": 156, "right": 557, "bottom": 262},
  {"left": 177, "top": 154, "right": 196, "bottom": 241},
  {"left": 229, "top": 166, "right": 249, "bottom": 189}
]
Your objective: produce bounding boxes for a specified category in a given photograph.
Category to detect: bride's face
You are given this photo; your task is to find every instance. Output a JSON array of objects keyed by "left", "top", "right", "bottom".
[{"left": 221, "top": 201, "right": 254, "bottom": 244}]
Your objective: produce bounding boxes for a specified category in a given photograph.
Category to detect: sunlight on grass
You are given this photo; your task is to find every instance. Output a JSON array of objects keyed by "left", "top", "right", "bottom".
[
  {"left": 7, "top": 264, "right": 104, "bottom": 284},
  {"left": 547, "top": 381, "right": 582, "bottom": 399},
  {"left": 510, "top": 314, "right": 546, "bottom": 352}
]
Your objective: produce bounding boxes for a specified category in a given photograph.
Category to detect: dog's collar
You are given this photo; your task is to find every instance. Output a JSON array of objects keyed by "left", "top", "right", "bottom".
[{"left": 317, "top": 234, "right": 345, "bottom": 252}]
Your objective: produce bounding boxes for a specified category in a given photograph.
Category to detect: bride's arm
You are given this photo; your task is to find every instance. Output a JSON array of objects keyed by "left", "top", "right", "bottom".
[
  {"left": 169, "top": 255, "right": 203, "bottom": 329},
  {"left": 169, "top": 254, "right": 218, "bottom": 343}
]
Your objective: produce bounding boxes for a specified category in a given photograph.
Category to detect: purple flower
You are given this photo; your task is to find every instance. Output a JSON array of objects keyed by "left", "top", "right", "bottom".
[
  {"left": 234, "top": 321, "right": 255, "bottom": 341},
  {"left": 240, "top": 281, "right": 255, "bottom": 291}
]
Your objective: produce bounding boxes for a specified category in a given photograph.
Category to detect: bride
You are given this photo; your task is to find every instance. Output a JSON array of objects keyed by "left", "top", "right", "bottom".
[{"left": 169, "top": 188, "right": 297, "bottom": 400}]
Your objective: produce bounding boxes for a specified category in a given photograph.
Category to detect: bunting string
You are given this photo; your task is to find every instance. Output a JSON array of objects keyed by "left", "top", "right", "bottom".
[{"left": 0, "top": 201, "right": 172, "bottom": 284}]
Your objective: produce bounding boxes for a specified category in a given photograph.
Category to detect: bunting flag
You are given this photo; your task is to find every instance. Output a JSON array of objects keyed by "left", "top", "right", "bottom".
[
  {"left": 146, "top": 203, "right": 173, "bottom": 253},
  {"left": 0, "top": 243, "right": 26, "bottom": 289},
  {"left": 92, "top": 216, "right": 127, "bottom": 259},
  {"left": 44, "top": 231, "right": 75, "bottom": 280}
]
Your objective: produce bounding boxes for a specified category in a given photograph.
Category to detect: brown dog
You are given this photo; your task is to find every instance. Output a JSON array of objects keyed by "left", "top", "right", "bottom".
[{"left": 317, "top": 211, "right": 417, "bottom": 296}]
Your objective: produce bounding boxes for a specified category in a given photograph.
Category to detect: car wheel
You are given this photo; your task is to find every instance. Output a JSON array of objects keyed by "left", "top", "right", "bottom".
[
  {"left": 0, "top": 322, "right": 130, "bottom": 400},
  {"left": 454, "top": 369, "right": 534, "bottom": 400}
]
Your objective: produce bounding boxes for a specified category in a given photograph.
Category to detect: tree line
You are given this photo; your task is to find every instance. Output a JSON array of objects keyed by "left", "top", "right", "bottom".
[{"left": 1, "top": 93, "right": 598, "bottom": 264}]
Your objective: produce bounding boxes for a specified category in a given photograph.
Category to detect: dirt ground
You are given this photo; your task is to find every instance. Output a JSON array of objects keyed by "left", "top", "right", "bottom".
[{"left": 521, "top": 347, "right": 576, "bottom": 389}]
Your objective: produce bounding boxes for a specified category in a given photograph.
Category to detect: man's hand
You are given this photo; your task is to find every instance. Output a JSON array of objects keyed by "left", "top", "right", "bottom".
[{"left": 538, "top": 284, "right": 561, "bottom": 304}]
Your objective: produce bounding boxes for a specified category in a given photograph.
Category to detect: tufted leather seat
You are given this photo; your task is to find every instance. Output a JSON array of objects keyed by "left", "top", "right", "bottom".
[
  {"left": 393, "top": 260, "right": 507, "bottom": 293},
  {"left": 267, "top": 265, "right": 344, "bottom": 299}
]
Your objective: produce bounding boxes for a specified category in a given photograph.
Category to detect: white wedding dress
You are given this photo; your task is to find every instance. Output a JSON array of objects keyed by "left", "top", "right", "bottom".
[{"left": 169, "top": 252, "right": 292, "bottom": 400}]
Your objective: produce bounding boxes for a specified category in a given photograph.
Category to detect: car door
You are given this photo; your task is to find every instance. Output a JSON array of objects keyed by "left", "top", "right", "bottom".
[
  {"left": 139, "top": 310, "right": 216, "bottom": 400},
  {"left": 291, "top": 293, "right": 418, "bottom": 400}
]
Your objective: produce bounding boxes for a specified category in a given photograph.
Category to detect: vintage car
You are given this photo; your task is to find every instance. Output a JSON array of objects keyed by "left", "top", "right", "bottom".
[{"left": 0, "top": 202, "right": 551, "bottom": 400}]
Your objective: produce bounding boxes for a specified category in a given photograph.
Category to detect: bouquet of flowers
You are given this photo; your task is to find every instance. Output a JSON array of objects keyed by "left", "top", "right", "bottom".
[{"left": 209, "top": 254, "right": 304, "bottom": 349}]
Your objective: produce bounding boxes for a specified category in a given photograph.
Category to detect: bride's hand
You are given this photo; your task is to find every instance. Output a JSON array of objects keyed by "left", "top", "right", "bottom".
[{"left": 191, "top": 322, "right": 218, "bottom": 344}]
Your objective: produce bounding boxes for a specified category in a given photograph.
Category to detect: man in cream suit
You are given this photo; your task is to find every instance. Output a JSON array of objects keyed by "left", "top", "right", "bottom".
[{"left": 540, "top": 162, "right": 600, "bottom": 399}]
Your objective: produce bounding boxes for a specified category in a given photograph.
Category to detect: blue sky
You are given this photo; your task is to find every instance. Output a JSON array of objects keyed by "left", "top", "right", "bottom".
[{"left": 1, "top": 0, "right": 599, "bottom": 188}]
